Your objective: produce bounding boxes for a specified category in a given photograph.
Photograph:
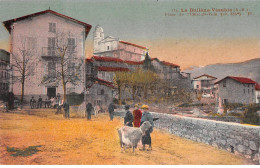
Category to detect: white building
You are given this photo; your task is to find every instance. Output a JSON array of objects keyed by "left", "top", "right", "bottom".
[
  {"left": 93, "top": 25, "right": 147, "bottom": 62},
  {"left": 3, "top": 9, "right": 92, "bottom": 100}
]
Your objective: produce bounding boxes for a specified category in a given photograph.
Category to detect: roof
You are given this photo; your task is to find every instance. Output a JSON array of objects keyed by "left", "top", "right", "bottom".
[
  {"left": 86, "top": 77, "right": 114, "bottom": 88},
  {"left": 0, "top": 49, "right": 10, "bottom": 63},
  {"left": 98, "top": 66, "right": 130, "bottom": 72},
  {"left": 2, "top": 9, "right": 92, "bottom": 38},
  {"left": 124, "top": 60, "right": 144, "bottom": 65},
  {"left": 193, "top": 74, "right": 217, "bottom": 80},
  {"left": 215, "top": 76, "right": 257, "bottom": 85},
  {"left": 119, "top": 40, "right": 147, "bottom": 49},
  {"left": 161, "top": 61, "right": 180, "bottom": 67},
  {"left": 92, "top": 56, "right": 124, "bottom": 63},
  {"left": 255, "top": 84, "right": 260, "bottom": 91}
]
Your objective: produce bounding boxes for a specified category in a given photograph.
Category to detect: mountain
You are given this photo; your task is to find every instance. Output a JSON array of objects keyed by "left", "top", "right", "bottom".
[{"left": 184, "top": 58, "right": 260, "bottom": 83}]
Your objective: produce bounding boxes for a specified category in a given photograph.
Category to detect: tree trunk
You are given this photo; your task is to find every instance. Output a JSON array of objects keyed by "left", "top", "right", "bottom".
[{"left": 61, "top": 54, "right": 67, "bottom": 101}]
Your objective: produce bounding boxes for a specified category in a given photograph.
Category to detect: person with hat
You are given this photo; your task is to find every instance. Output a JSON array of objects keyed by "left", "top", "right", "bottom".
[
  {"left": 140, "top": 104, "right": 154, "bottom": 151},
  {"left": 133, "top": 104, "right": 142, "bottom": 127},
  {"left": 124, "top": 104, "right": 133, "bottom": 127}
]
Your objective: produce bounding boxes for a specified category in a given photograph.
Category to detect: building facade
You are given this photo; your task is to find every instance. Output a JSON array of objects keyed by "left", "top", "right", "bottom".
[
  {"left": 215, "top": 76, "right": 256, "bottom": 113},
  {"left": 255, "top": 84, "right": 260, "bottom": 104},
  {"left": 3, "top": 10, "right": 91, "bottom": 100},
  {"left": 192, "top": 74, "right": 217, "bottom": 98},
  {"left": 85, "top": 53, "right": 192, "bottom": 106},
  {"left": 0, "top": 49, "right": 10, "bottom": 95},
  {"left": 93, "top": 25, "right": 147, "bottom": 62}
]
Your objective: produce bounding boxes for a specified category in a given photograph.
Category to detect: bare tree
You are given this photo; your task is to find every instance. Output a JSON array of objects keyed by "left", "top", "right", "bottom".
[
  {"left": 11, "top": 36, "right": 37, "bottom": 107},
  {"left": 41, "top": 31, "right": 83, "bottom": 101}
]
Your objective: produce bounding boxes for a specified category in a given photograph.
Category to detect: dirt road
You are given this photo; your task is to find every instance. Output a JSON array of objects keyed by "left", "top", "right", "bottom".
[{"left": 0, "top": 109, "right": 252, "bottom": 165}]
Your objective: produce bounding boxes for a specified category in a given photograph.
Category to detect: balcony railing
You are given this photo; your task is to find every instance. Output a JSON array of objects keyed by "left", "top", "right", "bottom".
[
  {"left": 42, "top": 47, "right": 59, "bottom": 58},
  {"left": 41, "top": 47, "right": 76, "bottom": 59}
]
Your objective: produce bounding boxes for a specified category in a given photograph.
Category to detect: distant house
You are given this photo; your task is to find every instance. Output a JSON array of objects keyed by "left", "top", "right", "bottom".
[
  {"left": 192, "top": 74, "right": 217, "bottom": 98},
  {"left": 3, "top": 9, "right": 91, "bottom": 100},
  {"left": 0, "top": 49, "right": 10, "bottom": 95},
  {"left": 93, "top": 25, "right": 147, "bottom": 61},
  {"left": 214, "top": 76, "right": 257, "bottom": 113},
  {"left": 255, "top": 84, "right": 260, "bottom": 104}
]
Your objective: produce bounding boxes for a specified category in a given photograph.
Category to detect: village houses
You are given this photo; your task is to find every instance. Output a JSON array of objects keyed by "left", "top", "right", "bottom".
[
  {"left": 214, "top": 76, "right": 257, "bottom": 113},
  {"left": 192, "top": 74, "right": 217, "bottom": 98},
  {"left": 3, "top": 9, "right": 92, "bottom": 101}
]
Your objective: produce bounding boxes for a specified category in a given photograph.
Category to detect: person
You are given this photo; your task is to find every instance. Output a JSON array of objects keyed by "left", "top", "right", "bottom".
[
  {"left": 63, "top": 101, "right": 70, "bottom": 119},
  {"left": 108, "top": 101, "right": 116, "bottom": 121},
  {"left": 37, "top": 96, "right": 42, "bottom": 108},
  {"left": 55, "top": 98, "right": 63, "bottom": 114},
  {"left": 86, "top": 102, "right": 93, "bottom": 120},
  {"left": 124, "top": 104, "right": 133, "bottom": 127},
  {"left": 30, "top": 96, "right": 35, "bottom": 109},
  {"left": 133, "top": 104, "right": 142, "bottom": 127},
  {"left": 140, "top": 104, "right": 154, "bottom": 151}
]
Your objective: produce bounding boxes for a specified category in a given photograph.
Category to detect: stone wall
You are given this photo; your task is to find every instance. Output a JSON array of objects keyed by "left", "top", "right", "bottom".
[{"left": 115, "top": 111, "right": 260, "bottom": 164}]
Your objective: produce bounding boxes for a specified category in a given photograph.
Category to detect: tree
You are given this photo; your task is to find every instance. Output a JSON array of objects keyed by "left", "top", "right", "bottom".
[
  {"left": 41, "top": 31, "right": 83, "bottom": 101},
  {"left": 113, "top": 71, "right": 129, "bottom": 105},
  {"left": 11, "top": 36, "right": 37, "bottom": 107}
]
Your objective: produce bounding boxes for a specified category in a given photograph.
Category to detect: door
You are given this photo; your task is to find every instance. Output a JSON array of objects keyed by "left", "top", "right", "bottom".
[
  {"left": 47, "top": 87, "right": 56, "bottom": 99},
  {"left": 48, "top": 37, "right": 56, "bottom": 56}
]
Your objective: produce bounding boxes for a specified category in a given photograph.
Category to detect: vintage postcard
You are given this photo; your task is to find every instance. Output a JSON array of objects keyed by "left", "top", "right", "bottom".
[{"left": 0, "top": 0, "right": 259, "bottom": 165}]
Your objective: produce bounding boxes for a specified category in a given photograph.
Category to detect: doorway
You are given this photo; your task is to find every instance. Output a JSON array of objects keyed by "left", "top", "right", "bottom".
[{"left": 47, "top": 87, "right": 56, "bottom": 99}]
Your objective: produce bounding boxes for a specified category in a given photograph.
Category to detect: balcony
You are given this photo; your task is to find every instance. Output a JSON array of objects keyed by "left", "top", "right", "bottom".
[
  {"left": 41, "top": 47, "right": 76, "bottom": 59},
  {"left": 41, "top": 47, "right": 59, "bottom": 59}
]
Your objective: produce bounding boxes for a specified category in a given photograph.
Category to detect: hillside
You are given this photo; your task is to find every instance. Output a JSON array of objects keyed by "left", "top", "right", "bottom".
[{"left": 185, "top": 58, "right": 260, "bottom": 83}]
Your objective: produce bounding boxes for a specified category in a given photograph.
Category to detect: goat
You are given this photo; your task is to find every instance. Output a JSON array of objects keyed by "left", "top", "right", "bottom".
[{"left": 117, "top": 121, "right": 152, "bottom": 152}]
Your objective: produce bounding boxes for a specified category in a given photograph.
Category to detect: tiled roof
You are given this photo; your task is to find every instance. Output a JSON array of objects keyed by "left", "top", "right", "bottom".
[
  {"left": 215, "top": 76, "right": 257, "bottom": 84},
  {"left": 193, "top": 74, "right": 217, "bottom": 80},
  {"left": 161, "top": 61, "right": 180, "bottom": 67},
  {"left": 96, "top": 78, "right": 114, "bottom": 88},
  {"left": 119, "top": 40, "right": 147, "bottom": 49},
  {"left": 255, "top": 84, "right": 260, "bottom": 90},
  {"left": 3, "top": 9, "right": 92, "bottom": 38},
  {"left": 124, "top": 60, "right": 144, "bottom": 65},
  {"left": 92, "top": 56, "right": 124, "bottom": 63},
  {"left": 98, "top": 66, "right": 130, "bottom": 72}
]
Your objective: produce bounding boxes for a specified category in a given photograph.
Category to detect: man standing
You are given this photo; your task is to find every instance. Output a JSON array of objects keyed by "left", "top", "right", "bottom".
[
  {"left": 133, "top": 104, "right": 142, "bottom": 127},
  {"left": 63, "top": 101, "right": 70, "bottom": 119},
  {"left": 140, "top": 104, "right": 154, "bottom": 151},
  {"left": 86, "top": 102, "right": 93, "bottom": 120},
  {"left": 124, "top": 105, "right": 133, "bottom": 127},
  {"left": 108, "top": 100, "right": 116, "bottom": 121},
  {"left": 37, "top": 96, "right": 42, "bottom": 108}
]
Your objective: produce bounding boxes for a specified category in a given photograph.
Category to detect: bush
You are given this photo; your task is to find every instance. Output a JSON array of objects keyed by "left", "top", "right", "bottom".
[
  {"left": 241, "top": 104, "right": 260, "bottom": 125},
  {"left": 67, "top": 93, "right": 84, "bottom": 106}
]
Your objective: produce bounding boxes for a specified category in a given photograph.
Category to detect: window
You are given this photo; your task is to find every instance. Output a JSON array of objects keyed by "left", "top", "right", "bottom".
[
  {"left": 244, "top": 89, "right": 245, "bottom": 94},
  {"left": 48, "top": 37, "right": 56, "bottom": 56},
  {"left": 48, "top": 62, "right": 56, "bottom": 77},
  {"left": 107, "top": 46, "right": 110, "bottom": 50},
  {"left": 49, "top": 23, "right": 56, "bottom": 33},
  {"left": 102, "top": 72, "right": 105, "bottom": 78},
  {"left": 223, "top": 80, "right": 226, "bottom": 87},
  {"left": 196, "top": 85, "right": 199, "bottom": 88},
  {"left": 223, "top": 99, "right": 228, "bottom": 105},
  {"left": 96, "top": 100, "right": 102, "bottom": 106},
  {"left": 248, "top": 89, "right": 249, "bottom": 93},
  {"left": 68, "top": 62, "right": 75, "bottom": 75},
  {"left": 101, "top": 89, "right": 104, "bottom": 95},
  {"left": 68, "top": 38, "right": 75, "bottom": 53}
]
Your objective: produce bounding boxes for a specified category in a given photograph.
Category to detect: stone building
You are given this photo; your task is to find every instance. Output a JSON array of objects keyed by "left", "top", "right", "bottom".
[
  {"left": 255, "top": 84, "right": 260, "bottom": 104},
  {"left": 215, "top": 76, "right": 257, "bottom": 113},
  {"left": 85, "top": 53, "right": 192, "bottom": 106},
  {"left": 93, "top": 25, "right": 147, "bottom": 61},
  {"left": 3, "top": 9, "right": 91, "bottom": 100},
  {"left": 0, "top": 49, "right": 10, "bottom": 95},
  {"left": 192, "top": 74, "right": 217, "bottom": 98}
]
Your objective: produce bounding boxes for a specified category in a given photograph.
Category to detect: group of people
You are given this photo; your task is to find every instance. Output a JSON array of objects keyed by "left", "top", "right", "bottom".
[
  {"left": 124, "top": 104, "right": 154, "bottom": 151},
  {"left": 30, "top": 96, "right": 43, "bottom": 109}
]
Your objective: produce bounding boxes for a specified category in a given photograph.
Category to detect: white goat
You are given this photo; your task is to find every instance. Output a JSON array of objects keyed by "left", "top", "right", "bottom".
[{"left": 117, "top": 121, "right": 152, "bottom": 152}]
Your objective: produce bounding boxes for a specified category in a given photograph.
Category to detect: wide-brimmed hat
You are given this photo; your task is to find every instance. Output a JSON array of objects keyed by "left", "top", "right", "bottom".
[{"left": 141, "top": 104, "right": 149, "bottom": 109}]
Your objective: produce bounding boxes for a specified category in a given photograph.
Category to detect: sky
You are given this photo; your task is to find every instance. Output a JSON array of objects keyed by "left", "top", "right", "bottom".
[{"left": 0, "top": 0, "right": 260, "bottom": 69}]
